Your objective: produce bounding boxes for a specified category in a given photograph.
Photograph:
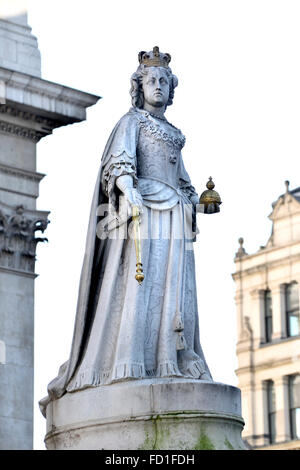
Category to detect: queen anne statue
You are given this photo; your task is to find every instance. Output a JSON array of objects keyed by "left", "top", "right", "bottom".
[{"left": 40, "top": 46, "right": 217, "bottom": 415}]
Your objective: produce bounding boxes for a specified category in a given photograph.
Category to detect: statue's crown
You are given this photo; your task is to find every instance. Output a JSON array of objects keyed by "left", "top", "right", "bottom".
[{"left": 138, "top": 46, "right": 171, "bottom": 69}]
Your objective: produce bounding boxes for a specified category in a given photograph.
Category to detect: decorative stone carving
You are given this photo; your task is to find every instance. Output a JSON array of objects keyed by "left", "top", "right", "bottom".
[
  {"left": 0, "top": 119, "right": 45, "bottom": 142},
  {"left": 0, "top": 204, "right": 49, "bottom": 273},
  {"left": 0, "top": 103, "right": 64, "bottom": 142},
  {"left": 0, "top": 104, "right": 59, "bottom": 127},
  {"left": 235, "top": 237, "right": 247, "bottom": 259}
]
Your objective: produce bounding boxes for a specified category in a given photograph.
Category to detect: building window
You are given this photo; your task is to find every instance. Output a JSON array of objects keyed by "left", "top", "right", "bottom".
[
  {"left": 267, "top": 380, "right": 276, "bottom": 443},
  {"left": 285, "top": 282, "right": 300, "bottom": 337},
  {"left": 264, "top": 289, "right": 273, "bottom": 342},
  {"left": 289, "top": 375, "right": 300, "bottom": 440}
]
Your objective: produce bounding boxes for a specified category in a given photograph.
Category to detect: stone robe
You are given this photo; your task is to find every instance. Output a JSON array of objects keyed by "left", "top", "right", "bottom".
[{"left": 39, "top": 107, "right": 212, "bottom": 416}]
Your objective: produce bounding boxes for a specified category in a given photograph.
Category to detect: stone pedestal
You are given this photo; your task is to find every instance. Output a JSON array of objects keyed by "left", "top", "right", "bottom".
[{"left": 44, "top": 379, "right": 246, "bottom": 450}]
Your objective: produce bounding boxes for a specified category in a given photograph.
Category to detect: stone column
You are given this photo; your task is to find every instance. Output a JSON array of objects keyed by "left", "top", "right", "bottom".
[
  {"left": 233, "top": 257, "right": 245, "bottom": 343},
  {"left": 250, "top": 289, "right": 265, "bottom": 345},
  {"left": 254, "top": 381, "right": 269, "bottom": 446},
  {"left": 274, "top": 376, "right": 290, "bottom": 443},
  {"left": 271, "top": 284, "right": 286, "bottom": 341},
  {"left": 239, "top": 384, "right": 255, "bottom": 445},
  {"left": 0, "top": 12, "right": 99, "bottom": 450}
]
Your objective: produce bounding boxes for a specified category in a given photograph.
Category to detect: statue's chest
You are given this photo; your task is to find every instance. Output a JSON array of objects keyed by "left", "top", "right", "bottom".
[{"left": 136, "top": 118, "right": 185, "bottom": 179}]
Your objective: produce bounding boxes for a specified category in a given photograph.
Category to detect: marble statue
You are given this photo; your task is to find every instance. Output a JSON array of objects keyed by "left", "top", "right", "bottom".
[{"left": 40, "top": 46, "right": 217, "bottom": 416}]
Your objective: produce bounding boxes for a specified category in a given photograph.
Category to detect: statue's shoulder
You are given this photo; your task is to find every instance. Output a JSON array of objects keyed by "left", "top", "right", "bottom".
[
  {"left": 101, "top": 109, "right": 141, "bottom": 165},
  {"left": 110, "top": 108, "right": 141, "bottom": 141},
  {"left": 115, "top": 108, "right": 141, "bottom": 129}
]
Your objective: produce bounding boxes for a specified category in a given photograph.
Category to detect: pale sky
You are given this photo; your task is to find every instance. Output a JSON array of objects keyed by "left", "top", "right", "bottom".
[{"left": 11, "top": 0, "right": 299, "bottom": 449}]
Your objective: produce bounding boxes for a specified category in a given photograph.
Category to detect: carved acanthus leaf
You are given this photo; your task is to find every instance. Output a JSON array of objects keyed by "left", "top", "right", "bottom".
[{"left": 0, "top": 205, "right": 49, "bottom": 273}]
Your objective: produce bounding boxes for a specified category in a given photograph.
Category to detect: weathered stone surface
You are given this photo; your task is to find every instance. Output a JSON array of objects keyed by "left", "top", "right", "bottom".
[
  {"left": 0, "top": 202, "right": 49, "bottom": 273},
  {"left": 0, "top": 17, "right": 41, "bottom": 77},
  {"left": 0, "top": 11, "right": 100, "bottom": 451},
  {"left": 45, "top": 379, "right": 246, "bottom": 450}
]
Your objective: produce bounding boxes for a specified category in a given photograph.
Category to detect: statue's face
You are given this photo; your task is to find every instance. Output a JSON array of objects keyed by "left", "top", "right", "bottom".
[{"left": 142, "top": 67, "right": 170, "bottom": 108}]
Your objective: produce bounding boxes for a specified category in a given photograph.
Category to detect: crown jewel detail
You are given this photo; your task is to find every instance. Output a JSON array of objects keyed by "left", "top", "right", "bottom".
[{"left": 138, "top": 46, "right": 171, "bottom": 68}]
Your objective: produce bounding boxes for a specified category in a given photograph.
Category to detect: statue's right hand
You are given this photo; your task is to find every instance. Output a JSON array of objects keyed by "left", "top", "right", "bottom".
[
  {"left": 116, "top": 175, "right": 143, "bottom": 214},
  {"left": 123, "top": 187, "right": 144, "bottom": 214}
]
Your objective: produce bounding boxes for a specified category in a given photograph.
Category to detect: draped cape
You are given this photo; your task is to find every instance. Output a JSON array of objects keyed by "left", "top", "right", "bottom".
[{"left": 39, "top": 108, "right": 206, "bottom": 417}]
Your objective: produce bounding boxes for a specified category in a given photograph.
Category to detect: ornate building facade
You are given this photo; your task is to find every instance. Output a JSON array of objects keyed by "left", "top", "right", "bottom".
[{"left": 233, "top": 182, "right": 300, "bottom": 450}]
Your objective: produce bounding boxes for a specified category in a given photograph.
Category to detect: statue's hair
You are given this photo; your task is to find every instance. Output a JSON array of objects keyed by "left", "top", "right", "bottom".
[{"left": 130, "top": 64, "right": 178, "bottom": 109}]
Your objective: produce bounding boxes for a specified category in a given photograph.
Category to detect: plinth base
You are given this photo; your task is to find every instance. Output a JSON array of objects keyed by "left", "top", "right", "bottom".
[{"left": 44, "top": 379, "right": 246, "bottom": 450}]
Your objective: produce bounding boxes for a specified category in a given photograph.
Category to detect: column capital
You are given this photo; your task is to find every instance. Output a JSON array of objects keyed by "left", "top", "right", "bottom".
[
  {"left": 0, "top": 200, "right": 49, "bottom": 274},
  {"left": 256, "top": 380, "right": 269, "bottom": 392},
  {"left": 250, "top": 288, "right": 266, "bottom": 299},
  {"left": 273, "top": 375, "right": 289, "bottom": 387},
  {"left": 270, "top": 283, "right": 286, "bottom": 295}
]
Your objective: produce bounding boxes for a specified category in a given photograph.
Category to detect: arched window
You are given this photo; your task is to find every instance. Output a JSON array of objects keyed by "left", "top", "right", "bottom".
[
  {"left": 285, "top": 282, "right": 299, "bottom": 337},
  {"left": 264, "top": 289, "right": 273, "bottom": 343}
]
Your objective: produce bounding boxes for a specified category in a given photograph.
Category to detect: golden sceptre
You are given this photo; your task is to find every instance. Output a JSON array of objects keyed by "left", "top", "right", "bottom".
[{"left": 132, "top": 205, "right": 144, "bottom": 284}]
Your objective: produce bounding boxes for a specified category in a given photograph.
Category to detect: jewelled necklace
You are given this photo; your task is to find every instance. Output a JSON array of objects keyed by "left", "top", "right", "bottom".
[
  {"left": 148, "top": 112, "right": 167, "bottom": 121},
  {"left": 146, "top": 111, "right": 178, "bottom": 130}
]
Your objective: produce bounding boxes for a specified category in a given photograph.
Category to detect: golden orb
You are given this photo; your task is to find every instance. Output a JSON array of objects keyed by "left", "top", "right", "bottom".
[{"left": 199, "top": 177, "right": 222, "bottom": 214}]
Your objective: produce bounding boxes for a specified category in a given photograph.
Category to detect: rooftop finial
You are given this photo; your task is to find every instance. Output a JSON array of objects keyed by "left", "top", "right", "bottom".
[
  {"left": 235, "top": 237, "right": 247, "bottom": 259},
  {"left": 285, "top": 180, "right": 290, "bottom": 193}
]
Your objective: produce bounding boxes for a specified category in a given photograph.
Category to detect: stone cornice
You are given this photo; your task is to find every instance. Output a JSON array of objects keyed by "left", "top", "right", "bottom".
[
  {"left": 0, "top": 163, "right": 45, "bottom": 182},
  {"left": 0, "top": 104, "right": 59, "bottom": 128},
  {"left": 0, "top": 118, "right": 45, "bottom": 142},
  {"left": 0, "top": 103, "right": 60, "bottom": 141},
  {"left": 236, "top": 340, "right": 300, "bottom": 376},
  {"left": 236, "top": 357, "right": 299, "bottom": 377},
  {"left": 0, "top": 265, "right": 37, "bottom": 279},
  {"left": 255, "top": 439, "right": 300, "bottom": 450},
  {"left": 0, "top": 67, "right": 101, "bottom": 125},
  {"left": 233, "top": 237, "right": 300, "bottom": 266},
  {"left": 232, "top": 250, "right": 300, "bottom": 280},
  {"left": 0, "top": 199, "right": 49, "bottom": 218}
]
